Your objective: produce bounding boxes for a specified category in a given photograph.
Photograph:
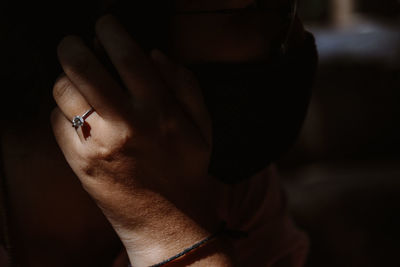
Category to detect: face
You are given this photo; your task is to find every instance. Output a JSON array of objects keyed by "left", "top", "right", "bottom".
[{"left": 100, "top": 0, "right": 317, "bottom": 183}]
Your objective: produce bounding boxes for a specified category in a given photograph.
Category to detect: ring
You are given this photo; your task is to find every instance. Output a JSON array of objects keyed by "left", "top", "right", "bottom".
[{"left": 72, "top": 107, "right": 94, "bottom": 128}]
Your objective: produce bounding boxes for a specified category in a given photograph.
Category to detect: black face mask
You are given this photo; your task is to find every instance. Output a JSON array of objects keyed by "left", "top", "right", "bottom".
[
  {"left": 187, "top": 33, "right": 318, "bottom": 183},
  {"left": 90, "top": 1, "right": 319, "bottom": 183},
  {"left": 100, "top": 3, "right": 318, "bottom": 183}
]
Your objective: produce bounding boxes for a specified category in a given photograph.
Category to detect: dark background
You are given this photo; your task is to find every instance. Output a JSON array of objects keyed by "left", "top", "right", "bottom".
[
  {"left": 1, "top": 0, "right": 399, "bottom": 266},
  {"left": 279, "top": 0, "right": 400, "bottom": 266}
]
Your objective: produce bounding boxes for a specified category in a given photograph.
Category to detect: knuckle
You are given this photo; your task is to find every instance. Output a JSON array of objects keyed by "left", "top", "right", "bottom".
[
  {"left": 89, "top": 128, "right": 134, "bottom": 162},
  {"left": 79, "top": 159, "right": 98, "bottom": 178},
  {"left": 96, "top": 145, "right": 116, "bottom": 161},
  {"left": 85, "top": 139, "right": 113, "bottom": 161},
  {"left": 119, "top": 129, "right": 134, "bottom": 148},
  {"left": 53, "top": 76, "right": 72, "bottom": 100},
  {"left": 82, "top": 166, "right": 95, "bottom": 177}
]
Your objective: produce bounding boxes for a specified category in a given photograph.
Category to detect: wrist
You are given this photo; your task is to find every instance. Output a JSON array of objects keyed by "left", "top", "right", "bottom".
[
  {"left": 108, "top": 193, "right": 210, "bottom": 267},
  {"left": 85, "top": 178, "right": 226, "bottom": 266},
  {"left": 123, "top": 212, "right": 210, "bottom": 267},
  {"left": 123, "top": 220, "right": 233, "bottom": 267}
]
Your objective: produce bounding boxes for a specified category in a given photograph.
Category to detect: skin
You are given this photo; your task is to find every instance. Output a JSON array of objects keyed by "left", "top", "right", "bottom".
[
  {"left": 52, "top": 16, "right": 231, "bottom": 266},
  {"left": 3, "top": 0, "right": 305, "bottom": 266}
]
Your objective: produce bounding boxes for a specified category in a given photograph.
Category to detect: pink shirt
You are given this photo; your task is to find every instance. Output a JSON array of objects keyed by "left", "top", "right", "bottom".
[{"left": 221, "top": 165, "right": 308, "bottom": 266}]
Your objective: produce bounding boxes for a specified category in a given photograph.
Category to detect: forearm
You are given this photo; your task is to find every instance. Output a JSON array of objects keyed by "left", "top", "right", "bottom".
[
  {"left": 125, "top": 235, "right": 234, "bottom": 267},
  {"left": 105, "top": 193, "right": 234, "bottom": 267},
  {"left": 125, "top": 246, "right": 233, "bottom": 267}
]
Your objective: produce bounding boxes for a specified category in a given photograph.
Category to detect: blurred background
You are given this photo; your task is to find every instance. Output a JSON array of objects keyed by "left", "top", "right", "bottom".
[{"left": 279, "top": 0, "right": 400, "bottom": 266}]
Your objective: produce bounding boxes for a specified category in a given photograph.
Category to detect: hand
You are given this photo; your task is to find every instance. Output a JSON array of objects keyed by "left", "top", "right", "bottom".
[{"left": 51, "top": 15, "right": 228, "bottom": 266}]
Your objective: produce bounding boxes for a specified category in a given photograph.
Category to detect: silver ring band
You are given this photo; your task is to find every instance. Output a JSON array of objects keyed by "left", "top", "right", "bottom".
[{"left": 72, "top": 107, "right": 94, "bottom": 128}]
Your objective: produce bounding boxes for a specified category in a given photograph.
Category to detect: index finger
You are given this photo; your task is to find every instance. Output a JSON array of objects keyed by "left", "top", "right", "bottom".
[{"left": 57, "top": 35, "right": 128, "bottom": 119}]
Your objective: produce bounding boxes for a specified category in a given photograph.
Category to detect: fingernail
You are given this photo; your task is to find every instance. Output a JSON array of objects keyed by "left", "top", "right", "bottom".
[
  {"left": 96, "top": 14, "right": 119, "bottom": 32},
  {"left": 58, "top": 35, "right": 85, "bottom": 54}
]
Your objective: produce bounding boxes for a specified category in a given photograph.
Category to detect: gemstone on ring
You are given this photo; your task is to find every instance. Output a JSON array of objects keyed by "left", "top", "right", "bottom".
[
  {"left": 72, "top": 108, "right": 94, "bottom": 128},
  {"left": 72, "top": 116, "right": 85, "bottom": 128}
]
